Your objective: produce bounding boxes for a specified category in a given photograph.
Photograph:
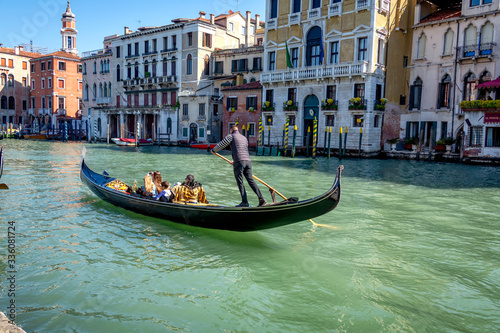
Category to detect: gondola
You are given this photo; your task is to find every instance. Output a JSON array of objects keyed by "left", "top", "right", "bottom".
[
  {"left": 80, "top": 151, "right": 342, "bottom": 232},
  {"left": 0, "top": 144, "right": 8, "bottom": 190},
  {"left": 191, "top": 143, "right": 217, "bottom": 150},
  {"left": 111, "top": 138, "right": 154, "bottom": 146}
]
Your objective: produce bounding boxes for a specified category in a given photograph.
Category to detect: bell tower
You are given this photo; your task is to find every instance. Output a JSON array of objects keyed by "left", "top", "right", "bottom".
[{"left": 61, "top": 1, "right": 78, "bottom": 54}]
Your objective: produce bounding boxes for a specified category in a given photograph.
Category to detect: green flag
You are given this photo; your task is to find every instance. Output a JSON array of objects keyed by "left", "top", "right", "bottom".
[{"left": 285, "top": 41, "right": 293, "bottom": 69}]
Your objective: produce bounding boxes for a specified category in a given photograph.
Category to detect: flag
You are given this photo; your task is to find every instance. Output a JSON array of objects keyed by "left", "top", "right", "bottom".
[
  {"left": 319, "top": 40, "right": 325, "bottom": 65},
  {"left": 286, "top": 41, "right": 293, "bottom": 69}
]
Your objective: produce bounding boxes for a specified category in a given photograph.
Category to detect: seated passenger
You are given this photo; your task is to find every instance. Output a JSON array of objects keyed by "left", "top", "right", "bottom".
[
  {"left": 143, "top": 172, "right": 158, "bottom": 197},
  {"left": 152, "top": 171, "right": 163, "bottom": 194},
  {"left": 171, "top": 174, "right": 208, "bottom": 204},
  {"left": 155, "top": 181, "right": 173, "bottom": 202}
]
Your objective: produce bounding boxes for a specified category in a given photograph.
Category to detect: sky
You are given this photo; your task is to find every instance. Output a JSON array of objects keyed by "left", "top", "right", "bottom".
[{"left": 0, "top": 0, "right": 266, "bottom": 55}]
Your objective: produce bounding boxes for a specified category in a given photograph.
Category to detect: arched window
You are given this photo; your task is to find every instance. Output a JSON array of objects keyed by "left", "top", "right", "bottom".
[
  {"left": 438, "top": 74, "right": 452, "bottom": 109},
  {"left": 144, "top": 60, "right": 149, "bottom": 77},
  {"left": 306, "top": 26, "right": 323, "bottom": 66},
  {"left": 83, "top": 62, "right": 87, "bottom": 74},
  {"left": 463, "top": 72, "right": 476, "bottom": 101},
  {"left": 186, "top": 54, "right": 192, "bottom": 75},
  {"left": 134, "top": 62, "right": 139, "bottom": 78},
  {"left": 203, "top": 55, "right": 210, "bottom": 75},
  {"left": 250, "top": 77, "right": 256, "bottom": 82},
  {"left": 93, "top": 61, "right": 97, "bottom": 74},
  {"left": 417, "top": 33, "right": 426, "bottom": 59},
  {"left": 152, "top": 60, "right": 157, "bottom": 77},
  {"left": 464, "top": 24, "right": 477, "bottom": 56},
  {"left": 1, "top": 74, "right": 6, "bottom": 85},
  {"left": 85, "top": 84, "right": 89, "bottom": 100},
  {"left": 478, "top": 71, "right": 492, "bottom": 100},
  {"left": 93, "top": 83, "right": 97, "bottom": 99},
  {"left": 409, "top": 77, "right": 423, "bottom": 110},
  {"left": 108, "top": 82, "right": 112, "bottom": 97},
  {"left": 8, "top": 97, "right": 15, "bottom": 109},
  {"left": 1, "top": 96, "right": 7, "bottom": 109},
  {"left": 167, "top": 117, "right": 172, "bottom": 134},
  {"left": 103, "top": 82, "right": 107, "bottom": 97},
  {"left": 163, "top": 58, "right": 168, "bottom": 76},
  {"left": 443, "top": 29, "right": 454, "bottom": 56},
  {"left": 480, "top": 22, "right": 494, "bottom": 55},
  {"left": 116, "top": 64, "right": 121, "bottom": 82},
  {"left": 7, "top": 74, "right": 14, "bottom": 87}
]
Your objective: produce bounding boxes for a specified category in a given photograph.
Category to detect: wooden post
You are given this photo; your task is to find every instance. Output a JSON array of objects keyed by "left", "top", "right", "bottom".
[
  {"left": 328, "top": 126, "right": 332, "bottom": 159},
  {"left": 339, "top": 127, "right": 343, "bottom": 160},
  {"left": 358, "top": 128, "right": 363, "bottom": 157},
  {"left": 306, "top": 126, "right": 311, "bottom": 157},
  {"left": 323, "top": 126, "right": 327, "bottom": 155},
  {"left": 267, "top": 125, "right": 271, "bottom": 150},
  {"left": 107, "top": 123, "right": 110, "bottom": 144},
  {"left": 292, "top": 125, "right": 297, "bottom": 158},
  {"left": 417, "top": 128, "right": 424, "bottom": 161},
  {"left": 428, "top": 126, "right": 434, "bottom": 162},
  {"left": 343, "top": 126, "right": 348, "bottom": 157}
]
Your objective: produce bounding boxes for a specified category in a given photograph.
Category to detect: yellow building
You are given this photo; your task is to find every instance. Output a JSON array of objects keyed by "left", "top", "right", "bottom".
[{"left": 262, "top": 0, "right": 411, "bottom": 153}]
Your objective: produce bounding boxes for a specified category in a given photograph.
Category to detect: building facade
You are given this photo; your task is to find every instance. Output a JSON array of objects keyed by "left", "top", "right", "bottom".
[
  {"left": 0, "top": 46, "right": 41, "bottom": 127},
  {"left": 261, "top": 0, "right": 397, "bottom": 153},
  {"left": 402, "top": 0, "right": 500, "bottom": 157}
]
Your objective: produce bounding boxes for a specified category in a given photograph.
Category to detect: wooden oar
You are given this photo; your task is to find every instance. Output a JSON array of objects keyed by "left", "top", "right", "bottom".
[{"left": 212, "top": 151, "right": 337, "bottom": 230}]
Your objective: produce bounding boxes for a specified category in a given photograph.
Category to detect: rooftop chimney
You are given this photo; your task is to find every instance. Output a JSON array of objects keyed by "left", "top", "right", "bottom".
[
  {"left": 199, "top": 11, "right": 206, "bottom": 19},
  {"left": 14, "top": 46, "right": 20, "bottom": 55},
  {"left": 210, "top": 14, "right": 215, "bottom": 25},
  {"left": 124, "top": 26, "right": 132, "bottom": 35},
  {"left": 245, "top": 11, "right": 251, "bottom": 47},
  {"left": 255, "top": 14, "right": 260, "bottom": 30}
]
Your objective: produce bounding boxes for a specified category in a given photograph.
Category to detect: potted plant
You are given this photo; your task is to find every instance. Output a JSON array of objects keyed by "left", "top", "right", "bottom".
[
  {"left": 229, "top": 107, "right": 236, "bottom": 112},
  {"left": 248, "top": 106, "right": 255, "bottom": 112},
  {"left": 435, "top": 139, "right": 446, "bottom": 151},
  {"left": 386, "top": 137, "right": 399, "bottom": 151},
  {"left": 375, "top": 98, "right": 388, "bottom": 111},
  {"left": 283, "top": 100, "right": 298, "bottom": 111},
  {"left": 443, "top": 137, "right": 455, "bottom": 153},
  {"left": 404, "top": 136, "right": 418, "bottom": 151},
  {"left": 321, "top": 98, "right": 338, "bottom": 111},
  {"left": 262, "top": 101, "right": 274, "bottom": 111},
  {"left": 349, "top": 97, "right": 365, "bottom": 110}
]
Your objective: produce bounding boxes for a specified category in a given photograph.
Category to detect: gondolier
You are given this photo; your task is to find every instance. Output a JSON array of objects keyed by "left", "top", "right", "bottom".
[{"left": 212, "top": 125, "right": 267, "bottom": 207}]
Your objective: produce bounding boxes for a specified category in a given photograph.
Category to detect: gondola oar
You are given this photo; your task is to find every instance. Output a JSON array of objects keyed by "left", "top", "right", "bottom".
[{"left": 212, "top": 151, "right": 337, "bottom": 230}]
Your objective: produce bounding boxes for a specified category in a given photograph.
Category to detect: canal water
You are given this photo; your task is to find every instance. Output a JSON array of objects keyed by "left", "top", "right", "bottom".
[{"left": 0, "top": 140, "right": 499, "bottom": 332}]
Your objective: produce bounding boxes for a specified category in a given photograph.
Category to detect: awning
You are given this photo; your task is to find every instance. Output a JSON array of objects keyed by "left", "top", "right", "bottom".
[{"left": 477, "top": 76, "right": 500, "bottom": 89}]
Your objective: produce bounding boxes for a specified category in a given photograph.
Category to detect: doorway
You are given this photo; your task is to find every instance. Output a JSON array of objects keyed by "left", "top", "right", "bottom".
[
  {"left": 189, "top": 123, "right": 198, "bottom": 143},
  {"left": 303, "top": 94, "right": 319, "bottom": 147}
]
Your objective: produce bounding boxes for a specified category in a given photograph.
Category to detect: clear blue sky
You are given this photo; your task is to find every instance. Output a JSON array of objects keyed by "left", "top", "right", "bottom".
[{"left": 0, "top": 0, "right": 266, "bottom": 55}]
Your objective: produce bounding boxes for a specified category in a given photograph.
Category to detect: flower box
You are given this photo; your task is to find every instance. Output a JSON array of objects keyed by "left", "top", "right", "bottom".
[{"left": 435, "top": 144, "right": 446, "bottom": 151}]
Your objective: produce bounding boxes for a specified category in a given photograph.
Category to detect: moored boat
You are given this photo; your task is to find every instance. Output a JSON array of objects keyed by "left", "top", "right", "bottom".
[
  {"left": 80, "top": 151, "right": 342, "bottom": 231},
  {"left": 111, "top": 138, "right": 153, "bottom": 146}
]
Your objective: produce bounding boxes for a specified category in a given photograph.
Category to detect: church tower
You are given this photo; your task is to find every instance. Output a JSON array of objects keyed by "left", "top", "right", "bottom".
[{"left": 61, "top": 1, "right": 78, "bottom": 54}]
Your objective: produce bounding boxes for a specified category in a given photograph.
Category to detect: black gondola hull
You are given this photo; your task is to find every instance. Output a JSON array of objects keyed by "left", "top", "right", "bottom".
[{"left": 80, "top": 158, "right": 342, "bottom": 231}]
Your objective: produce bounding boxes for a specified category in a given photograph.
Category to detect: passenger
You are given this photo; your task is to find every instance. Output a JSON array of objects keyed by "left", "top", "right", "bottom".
[
  {"left": 155, "top": 181, "right": 172, "bottom": 202},
  {"left": 152, "top": 171, "right": 163, "bottom": 193},
  {"left": 171, "top": 174, "right": 208, "bottom": 204},
  {"left": 143, "top": 172, "right": 158, "bottom": 196}
]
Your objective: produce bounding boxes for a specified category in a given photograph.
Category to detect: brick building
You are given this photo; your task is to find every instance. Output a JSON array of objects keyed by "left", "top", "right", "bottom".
[{"left": 222, "top": 80, "right": 262, "bottom": 147}]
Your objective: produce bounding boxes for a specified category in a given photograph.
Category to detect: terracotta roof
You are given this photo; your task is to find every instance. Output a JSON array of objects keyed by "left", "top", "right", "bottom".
[
  {"left": 0, "top": 47, "right": 43, "bottom": 58},
  {"left": 222, "top": 81, "right": 262, "bottom": 91},
  {"left": 419, "top": 7, "right": 461, "bottom": 24},
  {"left": 32, "top": 51, "right": 81, "bottom": 60}
]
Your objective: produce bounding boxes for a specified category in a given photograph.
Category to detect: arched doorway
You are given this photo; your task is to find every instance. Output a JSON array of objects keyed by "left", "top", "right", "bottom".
[
  {"left": 303, "top": 94, "right": 319, "bottom": 146},
  {"left": 189, "top": 123, "right": 198, "bottom": 143}
]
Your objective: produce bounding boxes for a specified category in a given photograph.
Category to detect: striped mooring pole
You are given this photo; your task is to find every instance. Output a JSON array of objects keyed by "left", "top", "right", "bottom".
[
  {"left": 258, "top": 117, "right": 263, "bottom": 147},
  {"left": 312, "top": 117, "right": 318, "bottom": 159},
  {"left": 284, "top": 117, "right": 289, "bottom": 157},
  {"left": 64, "top": 121, "right": 68, "bottom": 142},
  {"left": 94, "top": 119, "right": 97, "bottom": 143},
  {"left": 136, "top": 121, "right": 140, "bottom": 146}
]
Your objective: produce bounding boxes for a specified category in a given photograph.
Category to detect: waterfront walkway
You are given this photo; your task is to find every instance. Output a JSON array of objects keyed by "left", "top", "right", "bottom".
[{"left": 0, "top": 312, "right": 26, "bottom": 333}]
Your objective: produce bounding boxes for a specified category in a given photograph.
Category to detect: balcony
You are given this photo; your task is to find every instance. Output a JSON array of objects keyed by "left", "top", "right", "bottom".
[
  {"left": 267, "top": 18, "right": 277, "bottom": 30},
  {"left": 308, "top": 8, "right": 321, "bottom": 20},
  {"left": 262, "top": 102, "right": 275, "bottom": 112},
  {"left": 283, "top": 101, "right": 299, "bottom": 111},
  {"left": 357, "top": 0, "right": 370, "bottom": 11},
  {"left": 458, "top": 43, "right": 496, "bottom": 60},
  {"left": 160, "top": 47, "right": 178, "bottom": 54},
  {"left": 321, "top": 100, "right": 338, "bottom": 111},
  {"left": 28, "top": 108, "right": 36, "bottom": 116},
  {"left": 289, "top": 13, "right": 300, "bottom": 25},
  {"left": 379, "top": 0, "right": 390, "bottom": 13},
  {"left": 261, "top": 61, "right": 370, "bottom": 84},
  {"left": 38, "top": 108, "right": 50, "bottom": 115},
  {"left": 96, "top": 97, "right": 111, "bottom": 105},
  {"left": 125, "top": 53, "right": 140, "bottom": 59},
  {"left": 348, "top": 98, "right": 367, "bottom": 110},
  {"left": 57, "top": 108, "right": 67, "bottom": 116},
  {"left": 142, "top": 50, "right": 158, "bottom": 56},
  {"left": 198, "top": 114, "right": 206, "bottom": 121},
  {"left": 231, "top": 67, "right": 249, "bottom": 73},
  {"left": 328, "top": 2, "right": 342, "bottom": 16}
]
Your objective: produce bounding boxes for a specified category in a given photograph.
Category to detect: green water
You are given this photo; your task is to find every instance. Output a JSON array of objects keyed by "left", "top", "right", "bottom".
[{"left": 0, "top": 140, "right": 499, "bottom": 332}]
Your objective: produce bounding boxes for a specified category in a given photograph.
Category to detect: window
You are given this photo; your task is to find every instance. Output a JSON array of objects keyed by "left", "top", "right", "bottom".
[
  {"left": 171, "top": 61, "right": 176, "bottom": 76},
  {"left": 480, "top": 22, "right": 494, "bottom": 55},
  {"left": 374, "top": 115, "right": 380, "bottom": 128},
  {"left": 227, "top": 97, "right": 237, "bottom": 110},
  {"left": 78, "top": 64, "right": 82, "bottom": 73},
  {"left": 84, "top": 84, "right": 89, "bottom": 101},
  {"left": 0, "top": 74, "right": 5, "bottom": 85},
  {"left": 312, "top": 0, "right": 321, "bottom": 9},
  {"left": 469, "top": 127, "right": 483, "bottom": 146},
  {"left": 306, "top": 26, "right": 323, "bottom": 66},
  {"left": 22, "top": 77, "right": 27, "bottom": 87},
  {"left": 188, "top": 32, "right": 193, "bottom": 46},
  {"left": 204, "top": 55, "right": 210, "bottom": 75},
  {"left": 291, "top": 48, "right": 299, "bottom": 68},
  {"left": 354, "top": 83, "right": 365, "bottom": 98},
  {"left": 403, "top": 56, "right": 408, "bottom": 67},
  {"left": 215, "top": 61, "right": 224, "bottom": 74},
  {"left": 144, "top": 93, "right": 149, "bottom": 106},
  {"left": 41, "top": 78, "right": 45, "bottom": 89},
  {"left": 199, "top": 128, "right": 205, "bottom": 138},
  {"left": 470, "top": 0, "right": 480, "bottom": 6},
  {"left": 41, "top": 62, "right": 46, "bottom": 71},
  {"left": 172, "top": 35, "right": 177, "bottom": 48},
  {"left": 134, "top": 42, "right": 139, "bottom": 55},
  {"left": 409, "top": 77, "right": 422, "bottom": 110},
  {"left": 78, "top": 80, "right": 83, "bottom": 91},
  {"left": 326, "top": 85, "right": 336, "bottom": 100},
  {"left": 265, "top": 115, "right": 273, "bottom": 126},
  {"left": 31, "top": 63, "right": 35, "bottom": 72},
  {"left": 7, "top": 75, "right": 14, "bottom": 87},
  {"left": 330, "top": 41, "right": 339, "bottom": 64},
  {"left": 182, "top": 127, "right": 188, "bottom": 137},
  {"left": 358, "top": 37, "right": 367, "bottom": 61},
  {"left": 377, "top": 39, "right": 384, "bottom": 64},
  {"left": 41, "top": 96, "right": 46, "bottom": 108},
  {"left": 93, "top": 83, "right": 97, "bottom": 100},
  {"left": 485, "top": 127, "right": 500, "bottom": 147},
  {"left": 134, "top": 94, "right": 139, "bottom": 107},
  {"left": 199, "top": 103, "right": 205, "bottom": 116},
  {"left": 247, "top": 123, "right": 255, "bottom": 136},
  {"left": 229, "top": 22, "right": 234, "bottom": 31},
  {"left": 31, "top": 79, "right": 35, "bottom": 90},
  {"left": 144, "top": 40, "right": 149, "bottom": 54},
  {"left": 443, "top": 29, "right": 454, "bottom": 55},
  {"left": 326, "top": 115, "right": 335, "bottom": 126},
  {"left": 22, "top": 61, "right": 27, "bottom": 70},
  {"left": 182, "top": 104, "right": 188, "bottom": 115},
  {"left": 213, "top": 104, "right": 219, "bottom": 116},
  {"left": 417, "top": 33, "right": 426, "bottom": 58},
  {"left": 58, "top": 97, "right": 65, "bottom": 110},
  {"left": 153, "top": 39, "right": 157, "bottom": 52},
  {"left": 353, "top": 115, "right": 364, "bottom": 127},
  {"left": 242, "top": 26, "right": 246, "bottom": 35},
  {"left": 292, "top": 0, "right": 301, "bottom": 13},
  {"left": 116, "top": 65, "right": 121, "bottom": 81},
  {"left": 288, "top": 115, "right": 296, "bottom": 126},
  {"left": 247, "top": 96, "right": 257, "bottom": 109},
  {"left": 93, "top": 61, "right": 97, "bottom": 74},
  {"left": 116, "top": 46, "right": 121, "bottom": 58},
  {"left": 268, "top": 51, "right": 276, "bottom": 70},
  {"left": 186, "top": 54, "right": 192, "bottom": 75},
  {"left": 270, "top": 0, "right": 278, "bottom": 18},
  {"left": 438, "top": 75, "right": 451, "bottom": 109},
  {"left": 257, "top": 38, "right": 263, "bottom": 45},
  {"left": 58, "top": 61, "right": 66, "bottom": 71},
  {"left": 463, "top": 73, "right": 476, "bottom": 101},
  {"left": 48, "top": 96, "right": 52, "bottom": 109},
  {"left": 163, "top": 37, "right": 168, "bottom": 50},
  {"left": 58, "top": 78, "right": 65, "bottom": 89},
  {"left": 22, "top": 100, "right": 27, "bottom": 111},
  {"left": 441, "top": 122, "right": 448, "bottom": 140},
  {"left": 253, "top": 57, "right": 262, "bottom": 70},
  {"left": 127, "top": 44, "right": 132, "bottom": 56},
  {"left": 265, "top": 90, "right": 274, "bottom": 105},
  {"left": 288, "top": 88, "right": 297, "bottom": 103},
  {"left": 47, "top": 60, "right": 52, "bottom": 70},
  {"left": 8, "top": 59, "right": 13, "bottom": 68},
  {"left": 202, "top": 33, "right": 212, "bottom": 48}
]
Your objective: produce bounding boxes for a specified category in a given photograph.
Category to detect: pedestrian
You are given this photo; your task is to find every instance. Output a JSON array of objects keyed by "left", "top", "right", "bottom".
[{"left": 212, "top": 125, "right": 267, "bottom": 207}]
